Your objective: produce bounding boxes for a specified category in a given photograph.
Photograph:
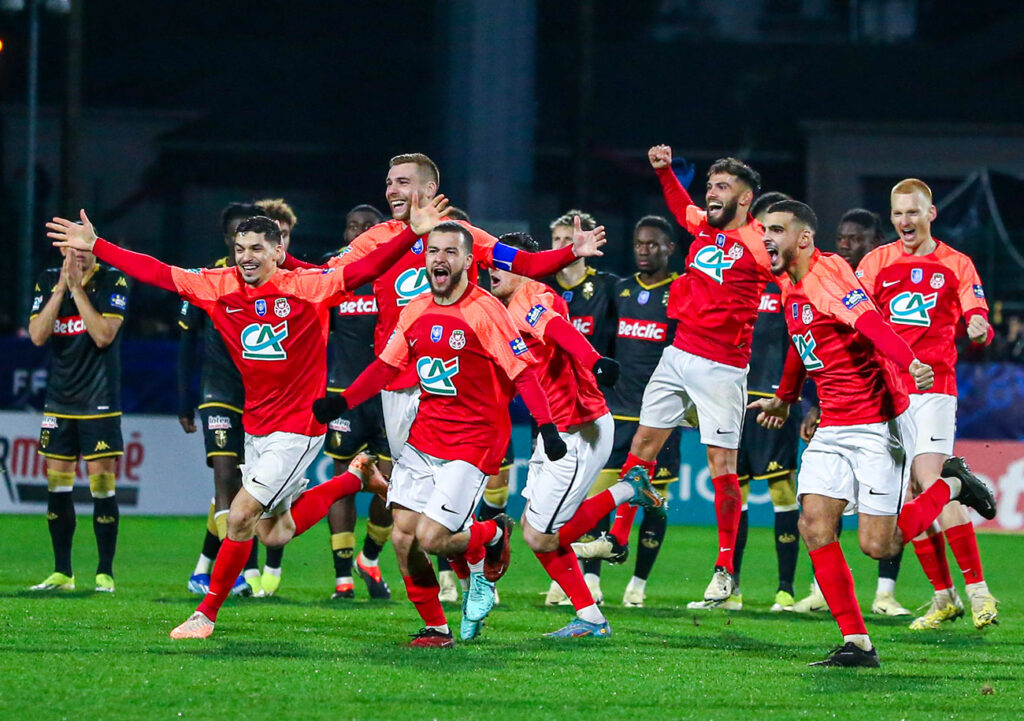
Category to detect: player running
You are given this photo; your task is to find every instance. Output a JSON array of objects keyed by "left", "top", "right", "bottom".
[
  {"left": 857, "top": 179, "right": 999, "bottom": 630},
  {"left": 750, "top": 199, "right": 996, "bottom": 667},
  {"left": 48, "top": 196, "right": 448, "bottom": 640}
]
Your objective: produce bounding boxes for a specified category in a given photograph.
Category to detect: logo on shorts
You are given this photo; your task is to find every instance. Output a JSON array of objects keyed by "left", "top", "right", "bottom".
[
  {"left": 274, "top": 298, "right": 291, "bottom": 317},
  {"left": 690, "top": 246, "right": 736, "bottom": 284},
  {"left": 637, "top": 290, "right": 650, "bottom": 305},
  {"left": 911, "top": 268, "right": 923, "bottom": 284},
  {"left": 449, "top": 329, "right": 466, "bottom": 350},
  {"left": 526, "top": 304, "right": 547, "bottom": 326},
  {"left": 41, "top": 416, "right": 58, "bottom": 430},
  {"left": 214, "top": 430, "right": 228, "bottom": 448},
  {"left": 889, "top": 292, "right": 937, "bottom": 327},
  {"left": 430, "top": 325, "right": 443, "bottom": 343},
  {"left": 416, "top": 356, "right": 460, "bottom": 396},
  {"left": 240, "top": 321, "right": 289, "bottom": 360},
  {"left": 792, "top": 331, "right": 824, "bottom": 371},
  {"left": 801, "top": 304, "right": 813, "bottom": 325},
  {"left": 94, "top": 440, "right": 111, "bottom": 452},
  {"left": 395, "top": 268, "right": 430, "bottom": 306},
  {"left": 930, "top": 272, "right": 945, "bottom": 289},
  {"left": 40, "top": 430, "right": 50, "bottom": 448},
  {"left": 328, "top": 418, "right": 351, "bottom": 432},
  {"left": 207, "top": 415, "right": 232, "bottom": 430},
  {"left": 255, "top": 299, "right": 267, "bottom": 317}
]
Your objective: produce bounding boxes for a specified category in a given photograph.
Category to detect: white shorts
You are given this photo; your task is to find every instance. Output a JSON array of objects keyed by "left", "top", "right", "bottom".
[
  {"left": 382, "top": 386, "right": 420, "bottom": 460},
  {"left": 523, "top": 413, "right": 614, "bottom": 534},
  {"left": 797, "top": 412, "right": 917, "bottom": 516},
  {"left": 240, "top": 432, "right": 325, "bottom": 516},
  {"left": 387, "top": 445, "right": 488, "bottom": 532},
  {"left": 638, "top": 346, "right": 747, "bottom": 449},
  {"left": 908, "top": 393, "right": 956, "bottom": 457}
]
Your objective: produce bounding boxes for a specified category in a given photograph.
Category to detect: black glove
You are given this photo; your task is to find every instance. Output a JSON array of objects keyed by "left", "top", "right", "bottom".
[
  {"left": 312, "top": 395, "right": 348, "bottom": 424},
  {"left": 591, "top": 356, "right": 620, "bottom": 387},
  {"left": 539, "top": 423, "right": 568, "bottom": 461}
]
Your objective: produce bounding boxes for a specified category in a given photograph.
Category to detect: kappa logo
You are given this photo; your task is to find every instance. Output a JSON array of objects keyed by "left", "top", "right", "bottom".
[
  {"left": 416, "top": 356, "right": 460, "bottom": 396},
  {"left": 449, "top": 329, "right": 466, "bottom": 350},
  {"left": 689, "top": 245, "right": 736, "bottom": 284},
  {"left": 792, "top": 331, "right": 824, "bottom": 371},
  {"left": 240, "top": 321, "right": 289, "bottom": 360},
  {"left": 395, "top": 267, "right": 430, "bottom": 306},
  {"left": 94, "top": 440, "right": 111, "bottom": 452},
  {"left": 115, "top": 276, "right": 128, "bottom": 288},
  {"left": 274, "top": 298, "right": 291, "bottom": 317},
  {"left": 889, "top": 291, "right": 937, "bottom": 327},
  {"left": 526, "top": 304, "right": 547, "bottom": 327},
  {"left": 207, "top": 415, "right": 232, "bottom": 430}
]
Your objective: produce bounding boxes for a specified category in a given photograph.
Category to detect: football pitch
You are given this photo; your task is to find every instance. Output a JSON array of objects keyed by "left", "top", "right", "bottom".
[{"left": 0, "top": 515, "right": 1020, "bottom": 720}]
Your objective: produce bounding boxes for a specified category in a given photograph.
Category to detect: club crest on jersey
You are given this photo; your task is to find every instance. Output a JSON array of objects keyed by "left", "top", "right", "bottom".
[
  {"left": 274, "top": 298, "right": 291, "bottom": 317},
  {"left": 801, "top": 304, "right": 813, "bottom": 325},
  {"left": 255, "top": 299, "right": 267, "bottom": 317},
  {"left": 449, "top": 329, "right": 466, "bottom": 350},
  {"left": 842, "top": 289, "right": 868, "bottom": 310},
  {"left": 430, "top": 325, "right": 443, "bottom": 343},
  {"left": 792, "top": 331, "right": 824, "bottom": 371},
  {"left": 412, "top": 237, "right": 424, "bottom": 255},
  {"left": 889, "top": 291, "right": 937, "bottom": 327},
  {"left": 690, "top": 245, "right": 736, "bottom": 284},
  {"left": 240, "top": 321, "right": 288, "bottom": 360},
  {"left": 526, "top": 304, "right": 547, "bottom": 327},
  {"left": 416, "top": 356, "right": 460, "bottom": 396},
  {"left": 562, "top": 290, "right": 574, "bottom": 303},
  {"left": 510, "top": 337, "right": 529, "bottom": 356},
  {"left": 396, "top": 267, "right": 430, "bottom": 306},
  {"left": 973, "top": 284, "right": 985, "bottom": 298},
  {"left": 715, "top": 233, "right": 726, "bottom": 248},
  {"left": 582, "top": 281, "right": 595, "bottom": 300},
  {"left": 930, "top": 273, "right": 945, "bottom": 289},
  {"left": 637, "top": 290, "right": 651, "bottom": 305},
  {"left": 911, "top": 268, "right": 923, "bottom": 284},
  {"left": 727, "top": 243, "right": 744, "bottom": 260}
]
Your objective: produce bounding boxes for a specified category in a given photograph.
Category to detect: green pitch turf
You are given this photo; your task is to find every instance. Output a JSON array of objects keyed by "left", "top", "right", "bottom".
[{"left": 0, "top": 515, "right": 1020, "bottom": 720}]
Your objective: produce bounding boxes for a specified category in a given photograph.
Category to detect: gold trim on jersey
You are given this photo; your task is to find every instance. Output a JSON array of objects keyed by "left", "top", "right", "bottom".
[
  {"left": 634, "top": 272, "right": 679, "bottom": 291},
  {"left": 555, "top": 265, "right": 596, "bottom": 291},
  {"left": 206, "top": 451, "right": 240, "bottom": 458},
  {"left": 82, "top": 450, "right": 124, "bottom": 461},
  {"left": 101, "top": 313, "right": 124, "bottom": 320},
  {"left": 44, "top": 411, "right": 122, "bottom": 420},
  {"left": 326, "top": 386, "right": 346, "bottom": 394},
  {"left": 198, "top": 402, "right": 244, "bottom": 413},
  {"left": 178, "top": 320, "right": 190, "bottom": 330},
  {"left": 747, "top": 390, "right": 802, "bottom": 401}
]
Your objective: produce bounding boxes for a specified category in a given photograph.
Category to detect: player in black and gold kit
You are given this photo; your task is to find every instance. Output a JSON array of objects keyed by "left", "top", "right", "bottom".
[
  {"left": 322, "top": 204, "right": 393, "bottom": 600},
  {"left": 28, "top": 241, "right": 130, "bottom": 592},
  {"left": 569, "top": 216, "right": 680, "bottom": 608}
]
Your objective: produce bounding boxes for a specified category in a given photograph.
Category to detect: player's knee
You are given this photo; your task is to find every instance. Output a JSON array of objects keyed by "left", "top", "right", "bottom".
[
  {"left": 521, "top": 522, "right": 556, "bottom": 553},
  {"left": 859, "top": 537, "right": 897, "bottom": 561},
  {"left": 88, "top": 472, "right": 116, "bottom": 499},
  {"left": 46, "top": 469, "right": 75, "bottom": 492},
  {"left": 798, "top": 513, "right": 835, "bottom": 549}
]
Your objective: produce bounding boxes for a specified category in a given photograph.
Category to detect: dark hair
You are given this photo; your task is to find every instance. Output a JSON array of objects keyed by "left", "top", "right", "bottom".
[
  {"left": 550, "top": 209, "right": 596, "bottom": 231},
  {"left": 446, "top": 206, "right": 471, "bottom": 222},
  {"left": 708, "top": 157, "right": 761, "bottom": 194},
  {"left": 839, "top": 207, "right": 884, "bottom": 241},
  {"left": 347, "top": 203, "right": 385, "bottom": 223},
  {"left": 220, "top": 202, "right": 261, "bottom": 237},
  {"left": 750, "top": 191, "right": 792, "bottom": 220},
  {"left": 235, "top": 215, "right": 284, "bottom": 244},
  {"left": 634, "top": 215, "right": 675, "bottom": 243},
  {"left": 497, "top": 231, "right": 539, "bottom": 253},
  {"left": 430, "top": 220, "right": 473, "bottom": 253},
  {"left": 767, "top": 200, "right": 818, "bottom": 233}
]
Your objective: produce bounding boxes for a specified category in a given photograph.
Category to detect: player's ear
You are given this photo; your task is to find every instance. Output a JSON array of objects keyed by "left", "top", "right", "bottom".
[{"left": 927, "top": 205, "right": 937, "bottom": 222}]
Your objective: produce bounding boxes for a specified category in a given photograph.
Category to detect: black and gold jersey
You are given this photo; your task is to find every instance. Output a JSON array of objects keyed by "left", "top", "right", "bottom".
[
  {"left": 746, "top": 281, "right": 789, "bottom": 396},
  {"left": 547, "top": 267, "right": 619, "bottom": 357}
]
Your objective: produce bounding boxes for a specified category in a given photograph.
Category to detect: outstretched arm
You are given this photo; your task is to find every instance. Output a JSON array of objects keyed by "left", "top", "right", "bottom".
[
  {"left": 312, "top": 359, "right": 402, "bottom": 423},
  {"left": 505, "top": 215, "right": 607, "bottom": 278},
  {"left": 650, "top": 144, "right": 697, "bottom": 228},
  {"left": 542, "top": 313, "right": 620, "bottom": 386}
]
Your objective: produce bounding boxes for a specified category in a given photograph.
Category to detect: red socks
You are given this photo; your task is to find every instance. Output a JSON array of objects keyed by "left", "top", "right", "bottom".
[
  {"left": 447, "top": 554, "right": 470, "bottom": 580},
  {"left": 896, "top": 478, "right": 951, "bottom": 543},
  {"left": 557, "top": 490, "right": 617, "bottom": 546},
  {"left": 290, "top": 472, "right": 362, "bottom": 537},
  {"left": 402, "top": 571, "right": 447, "bottom": 627},
  {"left": 197, "top": 537, "right": 253, "bottom": 622},
  {"left": 912, "top": 533, "right": 953, "bottom": 592},
  {"left": 712, "top": 474, "right": 742, "bottom": 572},
  {"left": 609, "top": 454, "right": 657, "bottom": 545},
  {"left": 536, "top": 546, "right": 594, "bottom": 611},
  {"left": 945, "top": 522, "right": 984, "bottom": 585},
  {"left": 809, "top": 541, "right": 867, "bottom": 637},
  {"left": 466, "top": 519, "right": 498, "bottom": 554}
]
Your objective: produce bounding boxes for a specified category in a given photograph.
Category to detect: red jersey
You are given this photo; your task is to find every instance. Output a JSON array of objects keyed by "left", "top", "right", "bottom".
[
  {"left": 505, "top": 280, "right": 608, "bottom": 429},
  {"left": 856, "top": 240, "right": 988, "bottom": 396},
  {"left": 379, "top": 283, "right": 534, "bottom": 474},
  {"left": 778, "top": 252, "right": 908, "bottom": 427},
  {"left": 171, "top": 266, "right": 351, "bottom": 436},
  {"left": 656, "top": 167, "right": 774, "bottom": 368}
]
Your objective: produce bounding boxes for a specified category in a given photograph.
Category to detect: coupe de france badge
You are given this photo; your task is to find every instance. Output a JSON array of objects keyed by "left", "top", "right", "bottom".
[
  {"left": 274, "top": 298, "right": 291, "bottom": 317},
  {"left": 255, "top": 299, "right": 267, "bottom": 317},
  {"left": 430, "top": 325, "right": 443, "bottom": 343}
]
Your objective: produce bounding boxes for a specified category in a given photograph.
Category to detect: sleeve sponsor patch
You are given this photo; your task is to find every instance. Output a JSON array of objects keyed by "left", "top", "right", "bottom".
[
  {"left": 509, "top": 337, "right": 529, "bottom": 356},
  {"left": 110, "top": 293, "right": 127, "bottom": 310},
  {"left": 842, "top": 289, "right": 868, "bottom": 309},
  {"left": 525, "top": 304, "right": 547, "bottom": 327},
  {"left": 973, "top": 284, "right": 985, "bottom": 298}
]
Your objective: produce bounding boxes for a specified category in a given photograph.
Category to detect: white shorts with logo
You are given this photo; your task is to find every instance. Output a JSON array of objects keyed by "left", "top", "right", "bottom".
[
  {"left": 523, "top": 413, "right": 614, "bottom": 534},
  {"left": 240, "top": 431, "right": 325, "bottom": 516},
  {"left": 382, "top": 386, "right": 420, "bottom": 461},
  {"left": 908, "top": 393, "right": 957, "bottom": 457},
  {"left": 388, "top": 444, "right": 488, "bottom": 532},
  {"left": 638, "top": 346, "right": 747, "bottom": 450},
  {"left": 797, "top": 412, "right": 917, "bottom": 516}
]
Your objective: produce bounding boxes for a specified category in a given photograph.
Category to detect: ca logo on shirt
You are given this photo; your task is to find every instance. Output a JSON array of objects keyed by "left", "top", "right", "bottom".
[
  {"left": 416, "top": 356, "right": 459, "bottom": 396},
  {"left": 241, "top": 321, "right": 289, "bottom": 360},
  {"left": 395, "top": 268, "right": 430, "bottom": 306},
  {"left": 792, "top": 331, "right": 824, "bottom": 371},
  {"left": 689, "top": 246, "right": 736, "bottom": 284},
  {"left": 889, "top": 292, "right": 937, "bottom": 328}
]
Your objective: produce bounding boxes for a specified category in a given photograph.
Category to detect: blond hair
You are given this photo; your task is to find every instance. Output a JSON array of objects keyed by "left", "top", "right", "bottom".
[
  {"left": 890, "top": 178, "right": 933, "bottom": 204},
  {"left": 255, "top": 198, "right": 298, "bottom": 228}
]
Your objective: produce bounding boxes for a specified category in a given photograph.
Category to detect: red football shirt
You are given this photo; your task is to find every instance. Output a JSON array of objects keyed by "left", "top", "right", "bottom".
[
  {"left": 778, "top": 252, "right": 908, "bottom": 427},
  {"left": 171, "top": 266, "right": 351, "bottom": 436},
  {"left": 856, "top": 240, "right": 988, "bottom": 396},
  {"left": 379, "top": 283, "right": 534, "bottom": 474},
  {"left": 656, "top": 167, "right": 774, "bottom": 368},
  {"left": 505, "top": 280, "right": 608, "bottom": 429}
]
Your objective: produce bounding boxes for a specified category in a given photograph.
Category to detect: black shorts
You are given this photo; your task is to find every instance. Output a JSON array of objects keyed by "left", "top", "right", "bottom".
[
  {"left": 605, "top": 418, "right": 681, "bottom": 485},
  {"left": 737, "top": 399, "right": 800, "bottom": 482},
  {"left": 324, "top": 392, "right": 390, "bottom": 461},
  {"left": 199, "top": 405, "right": 245, "bottom": 467},
  {"left": 38, "top": 413, "right": 124, "bottom": 462}
]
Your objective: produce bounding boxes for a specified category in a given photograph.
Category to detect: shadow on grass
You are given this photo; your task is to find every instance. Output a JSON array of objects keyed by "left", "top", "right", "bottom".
[{"left": 151, "top": 639, "right": 320, "bottom": 659}]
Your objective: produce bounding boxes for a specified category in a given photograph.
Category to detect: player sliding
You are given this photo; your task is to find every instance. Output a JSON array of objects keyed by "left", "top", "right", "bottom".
[
  {"left": 313, "top": 222, "right": 575, "bottom": 647},
  {"left": 47, "top": 195, "right": 450, "bottom": 640},
  {"left": 750, "top": 200, "right": 996, "bottom": 667}
]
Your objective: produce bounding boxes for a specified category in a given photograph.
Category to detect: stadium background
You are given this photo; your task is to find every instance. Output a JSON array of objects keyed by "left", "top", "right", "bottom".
[{"left": 1, "top": 1, "right": 1023, "bottom": 529}]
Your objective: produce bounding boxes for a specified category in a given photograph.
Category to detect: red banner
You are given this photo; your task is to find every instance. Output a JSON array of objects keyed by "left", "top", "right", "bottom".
[{"left": 954, "top": 440, "right": 1024, "bottom": 532}]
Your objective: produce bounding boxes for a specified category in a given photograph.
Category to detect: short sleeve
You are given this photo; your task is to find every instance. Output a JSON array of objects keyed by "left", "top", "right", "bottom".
[
  {"left": 467, "top": 295, "right": 533, "bottom": 380},
  {"left": 99, "top": 270, "right": 130, "bottom": 318},
  {"left": 805, "top": 257, "right": 878, "bottom": 328},
  {"left": 29, "top": 270, "right": 54, "bottom": 319},
  {"left": 854, "top": 249, "right": 882, "bottom": 297},
  {"left": 953, "top": 254, "right": 988, "bottom": 316}
]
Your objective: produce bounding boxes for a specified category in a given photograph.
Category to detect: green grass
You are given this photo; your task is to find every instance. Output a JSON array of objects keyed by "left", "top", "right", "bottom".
[{"left": 0, "top": 515, "right": 1021, "bottom": 720}]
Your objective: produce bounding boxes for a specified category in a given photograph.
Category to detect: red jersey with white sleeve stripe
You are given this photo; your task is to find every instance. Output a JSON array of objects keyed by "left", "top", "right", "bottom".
[
  {"left": 778, "top": 251, "right": 909, "bottom": 427},
  {"left": 655, "top": 167, "right": 774, "bottom": 368},
  {"left": 855, "top": 240, "right": 989, "bottom": 396},
  {"left": 505, "top": 280, "right": 608, "bottom": 429},
  {"left": 379, "top": 283, "right": 535, "bottom": 474}
]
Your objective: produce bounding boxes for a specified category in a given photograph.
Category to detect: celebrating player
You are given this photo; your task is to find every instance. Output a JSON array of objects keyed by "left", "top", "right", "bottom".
[
  {"left": 751, "top": 200, "right": 996, "bottom": 667},
  {"left": 857, "top": 179, "right": 999, "bottom": 630}
]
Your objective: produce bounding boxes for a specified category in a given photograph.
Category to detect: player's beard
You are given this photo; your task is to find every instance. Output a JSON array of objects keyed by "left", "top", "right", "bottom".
[
  {"left": 429, "top": 266, "right": 465, "bottom": 299},
  {"left": 707, "top": 197, "right": 739, "bottom": 229}
]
